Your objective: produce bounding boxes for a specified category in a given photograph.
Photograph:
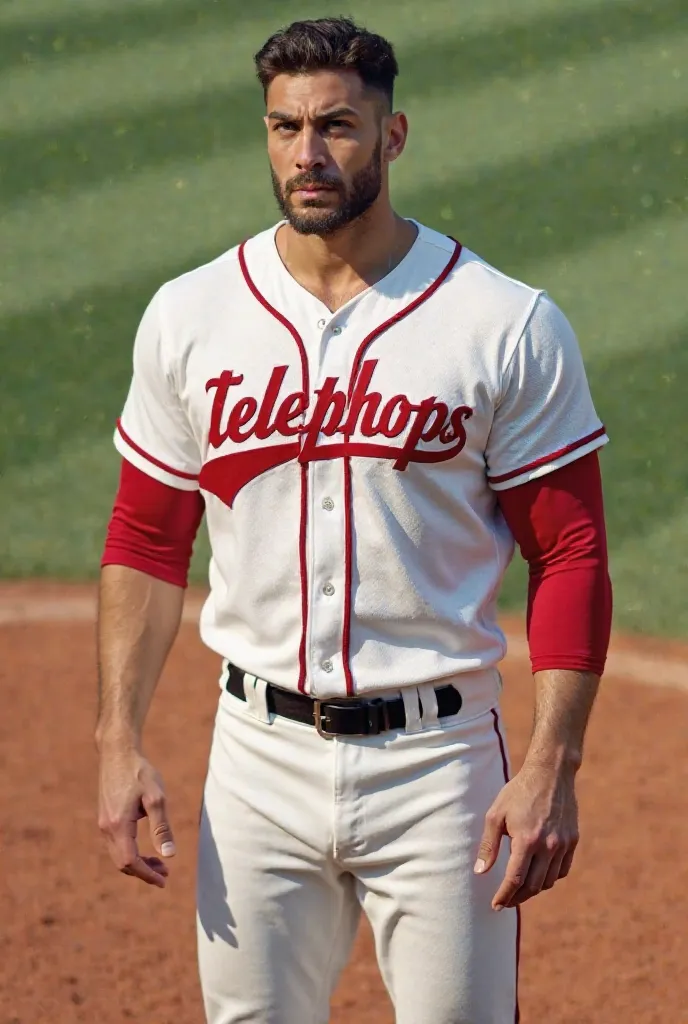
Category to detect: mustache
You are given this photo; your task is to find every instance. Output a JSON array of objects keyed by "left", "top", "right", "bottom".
[{"left": 285, "top": 171, "right": 342, "bottom": 194}]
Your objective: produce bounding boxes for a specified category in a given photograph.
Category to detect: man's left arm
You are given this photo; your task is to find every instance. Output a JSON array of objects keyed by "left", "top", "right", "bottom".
[{"left": 475, "top": 449, "right": 612, "bottom": 909}]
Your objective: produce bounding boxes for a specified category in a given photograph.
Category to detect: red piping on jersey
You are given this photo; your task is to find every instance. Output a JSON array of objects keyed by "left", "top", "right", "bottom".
[
  {"left": 341, "top": 456, "right": 355, "bottom": 695},
  {"left": 116, "top": 419, "right": 198, "bottom": 481},
  {"left": 493, "top": 709, "right": 522, "bottom": 1024},
  {"left": 347, "top": 239, "right": 463, "bottom": 402},
  {"left": 239, "top": 240, "right": 311, "bottom": 692},
  {"left": 491, "top": 708, "right": 521, "bottom": 1024},
  {"left": 340, "top": 238, "right": 463, "bottom": 694},
  {"left": 238, "top": 243, "right": 310, "bottom": 397},
  {"left": 298, "top": 462, "right": 309, "bottom": 690},
  {"left": 488, "top": 426, "right": 606, "bottom": 485}
]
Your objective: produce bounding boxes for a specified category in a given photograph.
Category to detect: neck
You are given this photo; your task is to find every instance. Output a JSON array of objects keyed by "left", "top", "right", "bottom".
[{"left": 275, "top": 199, "right": 418, "bottom": 309}]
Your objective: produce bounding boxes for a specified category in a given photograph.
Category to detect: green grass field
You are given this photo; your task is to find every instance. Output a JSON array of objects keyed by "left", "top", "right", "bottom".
[{"left": 0, "top": 0, "right": 686, "bottom": 637}]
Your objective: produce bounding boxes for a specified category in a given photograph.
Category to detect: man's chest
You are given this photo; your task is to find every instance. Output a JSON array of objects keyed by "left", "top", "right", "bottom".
[{"left": 173, "top": 300, "right": 499, "bottom": 508}]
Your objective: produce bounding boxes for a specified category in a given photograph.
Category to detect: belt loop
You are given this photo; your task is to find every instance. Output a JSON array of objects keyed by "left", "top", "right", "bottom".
[
  {"left": 401, "top": 687, "right": 422, "bottom": 734},
  {"left": 242, "top": 673, "right": 271, "bottom": 724},
  {"left": 418, "top": 683, "right": 439, "bottom": 729}
]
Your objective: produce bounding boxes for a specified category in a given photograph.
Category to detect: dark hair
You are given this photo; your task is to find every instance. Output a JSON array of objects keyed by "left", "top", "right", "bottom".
[{"left": 254, "top": 17, "right": 399, "bottom": 107}]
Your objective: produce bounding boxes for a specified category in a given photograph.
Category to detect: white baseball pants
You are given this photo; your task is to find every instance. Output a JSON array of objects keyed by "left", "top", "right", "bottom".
[{"left": 196, "top": 672, "right": 519, "bottom": 1024}]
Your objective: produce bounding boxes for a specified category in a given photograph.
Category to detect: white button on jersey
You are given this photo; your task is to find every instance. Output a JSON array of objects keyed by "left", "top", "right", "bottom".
[{"left": 114, "top": 218, "right": 608, "bottom": 701}]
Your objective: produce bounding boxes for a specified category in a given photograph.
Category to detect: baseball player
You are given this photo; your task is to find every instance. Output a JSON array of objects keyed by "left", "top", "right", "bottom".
[{"left": 96, "top": 17, "right": 612, "bottom": 1024}]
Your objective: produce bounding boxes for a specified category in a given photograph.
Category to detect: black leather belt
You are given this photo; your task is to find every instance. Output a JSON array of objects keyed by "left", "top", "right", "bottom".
[{"left": 225, "top": 662, "right": 462, "bottom": 738}]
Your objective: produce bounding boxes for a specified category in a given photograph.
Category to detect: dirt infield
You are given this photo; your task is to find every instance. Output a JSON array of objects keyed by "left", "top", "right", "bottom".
[{"left": 1, "top": 583, "right": 687, "bottom": 1024}]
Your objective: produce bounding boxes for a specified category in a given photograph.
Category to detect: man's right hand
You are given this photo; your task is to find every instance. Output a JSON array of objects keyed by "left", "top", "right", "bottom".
[{"left": 97, "top": 747, "right": 176, "bottom": 888}]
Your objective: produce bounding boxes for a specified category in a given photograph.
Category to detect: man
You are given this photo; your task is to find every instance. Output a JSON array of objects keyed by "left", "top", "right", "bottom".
[{"left": 96, "top": 17, "right": 612, "bottom": 1024}]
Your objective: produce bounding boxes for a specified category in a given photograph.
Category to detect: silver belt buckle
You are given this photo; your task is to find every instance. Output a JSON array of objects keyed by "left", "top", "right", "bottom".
[
  {"left": 313, "top": 700, "right": 336, "bottom": 740},
  {"left": 313, "top": 697, "right": 391, "bottom": 739}
]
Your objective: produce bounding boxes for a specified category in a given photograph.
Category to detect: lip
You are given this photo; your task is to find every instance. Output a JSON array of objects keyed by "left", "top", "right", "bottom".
[{"left": 293, "top": 186, "right": 336, "bottom": 196}]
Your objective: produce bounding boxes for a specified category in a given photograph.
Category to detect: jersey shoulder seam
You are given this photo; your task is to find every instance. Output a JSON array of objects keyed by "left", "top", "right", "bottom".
[
  {"left": 460, "top": 254, "right": 542, "bottom": 297},
  {"left": 498, "top": 289, "right": 547, "bottom": 403}
]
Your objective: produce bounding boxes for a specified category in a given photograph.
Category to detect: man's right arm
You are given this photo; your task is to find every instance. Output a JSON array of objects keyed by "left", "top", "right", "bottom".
[
  {"left": 96, "top": 458, "right": 205, "bottom": 887},
  {"left": 96, "top": 564, "right": 184, "bottom": 887}
]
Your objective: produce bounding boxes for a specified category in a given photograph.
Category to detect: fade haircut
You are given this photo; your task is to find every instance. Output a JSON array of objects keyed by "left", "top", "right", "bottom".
[{"left": 254, "top": 17, "right": 399, "bottom": 108}]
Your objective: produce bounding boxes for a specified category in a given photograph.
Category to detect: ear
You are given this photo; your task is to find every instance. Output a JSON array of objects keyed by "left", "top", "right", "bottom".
[{"left": 384, "top": 111, "right": 408, "bottom": 164}]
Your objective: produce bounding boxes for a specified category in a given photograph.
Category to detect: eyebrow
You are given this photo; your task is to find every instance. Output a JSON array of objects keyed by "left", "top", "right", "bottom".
[{"left": 267, "top": 106, "right": 359, "bottom": 122}]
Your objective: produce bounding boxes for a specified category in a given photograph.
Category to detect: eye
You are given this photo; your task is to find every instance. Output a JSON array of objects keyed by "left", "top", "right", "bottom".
[
  {"left": 274, "top": 121, "right": 299, "bottom": 134},
  {"left": 325, "top": 119, "right": 352, "bottom": 131}
]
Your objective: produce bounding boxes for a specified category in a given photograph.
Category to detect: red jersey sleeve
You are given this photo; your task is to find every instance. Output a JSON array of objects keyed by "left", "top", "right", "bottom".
[
  {"left": 101, "top": 458, "right": 205, "bottom": 589},
  {"left": 496, "top": 450, "right": 613, "bottom": 676}
]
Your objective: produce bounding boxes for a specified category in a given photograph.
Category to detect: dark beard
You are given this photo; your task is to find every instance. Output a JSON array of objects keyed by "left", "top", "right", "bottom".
[{"left": 271, "top": 138, "right": 382, "bottom": 236}]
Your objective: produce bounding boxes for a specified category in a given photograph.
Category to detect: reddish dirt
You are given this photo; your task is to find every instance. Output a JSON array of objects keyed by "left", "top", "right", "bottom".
[{"left": 1, "top": 584, "right": 687, "bottom": 1023}]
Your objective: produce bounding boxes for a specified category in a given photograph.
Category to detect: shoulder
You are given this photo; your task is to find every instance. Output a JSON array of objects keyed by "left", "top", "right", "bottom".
[
  {"left": 153, "top": 222, "right": 280, "bottom": 319},
  {"left": 414, "top": 221, "right": 543, "bottom": 316}
]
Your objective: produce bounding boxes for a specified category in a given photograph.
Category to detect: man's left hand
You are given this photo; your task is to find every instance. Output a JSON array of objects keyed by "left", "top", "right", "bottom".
[{"left": 473, "top": 761, "right": 580, "bottom": 910}]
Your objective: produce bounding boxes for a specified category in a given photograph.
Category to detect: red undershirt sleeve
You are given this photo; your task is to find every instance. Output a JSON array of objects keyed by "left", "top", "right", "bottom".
[
  {"left": 496, "top": 451, "right": 613, "bottom": 677},
  {"left": 101, "top": 458, "right": 205, "bottom": 589}
]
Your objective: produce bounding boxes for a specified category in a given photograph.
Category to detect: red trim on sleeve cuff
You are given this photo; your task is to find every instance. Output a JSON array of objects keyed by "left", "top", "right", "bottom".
[
  {"left": 488, "top": 426, "right": 607, "bottom": 485},
  {"left": 116, "top": 419, "right": 198, "bottom": 481},
  {"left": 101, "top": 548, "right": 191, "bottom": 588}
]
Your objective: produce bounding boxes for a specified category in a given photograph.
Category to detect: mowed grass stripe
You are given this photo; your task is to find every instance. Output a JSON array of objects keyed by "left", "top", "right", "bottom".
[
  {"left": 609, "top": 506, "right": 688, "bottom": 636},
  {"left": 1, "top": 93, "right": 685, "bottom": 320},
  {"left": 401, "top": 108, "right": 687, "bottom": 282},
  {"left": 524, "top": 217, "right": 688, "bottom": 359},
  {"left": 0, "top": 0, "right": 626, "bottom": 48},
  {"left": 2, "top": 2, "right": 686, "bottom": 207},
  {"left": 0, "top": 0, "right": 194, "bottom": 26},
  {"left": 0, "top": 0, "right": 288, "bottom": 77}
]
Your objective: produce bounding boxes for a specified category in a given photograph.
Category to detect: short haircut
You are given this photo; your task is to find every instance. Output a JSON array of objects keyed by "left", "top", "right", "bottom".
[{"left": 254, "top": 17, "right": 399, "bottom": 107}]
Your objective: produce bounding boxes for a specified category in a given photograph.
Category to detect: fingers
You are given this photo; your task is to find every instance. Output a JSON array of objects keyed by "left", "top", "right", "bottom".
[
  {"left": 557, "top": 844, "right": 577, "bottom": 880},
  {"left": 142, "top": 786, "right": 176, "bottom": 860},
  {"left": 122, "top": 854, "right": 169, "bottom": 888},
  {"left": 506, "top": 842, "right": 564, "bottom": 909},
  {"left": 100, "top": 816, "right": 168, "bottom": 888},
  {"left": 491, "top": 841, "right": 533, "bottom": 911},
  {"left": 495, "top": 833, "right": 578, "bottom": 910},
  {"left": 541, "top": 848, "right": 566, "bottom": 892},
  {"left": 474, "top": 804, "right": 506, "bottom": 875}
]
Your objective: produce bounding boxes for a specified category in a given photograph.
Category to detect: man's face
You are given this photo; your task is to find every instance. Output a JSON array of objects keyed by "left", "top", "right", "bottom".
[{"left": 265, "top": 70, "right": 400, "bottom": 236}]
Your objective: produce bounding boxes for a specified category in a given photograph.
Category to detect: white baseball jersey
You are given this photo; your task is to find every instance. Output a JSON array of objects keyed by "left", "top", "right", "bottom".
[{"left": 114, "top": 218, "right": 608, "bottom": 699}]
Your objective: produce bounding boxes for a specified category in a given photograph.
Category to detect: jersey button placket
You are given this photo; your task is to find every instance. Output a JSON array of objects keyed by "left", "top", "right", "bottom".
[
  {"left": 306, "top": 317, "right": 351, "bottom": 696},
  {"left": 309, "top": 459, "right": 346, "bottom": 695}
]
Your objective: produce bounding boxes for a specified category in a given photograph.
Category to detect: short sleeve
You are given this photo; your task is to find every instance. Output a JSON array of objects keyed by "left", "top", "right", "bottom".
[
  {"left": 114, "top": 288, "right": 201, "bottom": 491},
  {"left": 485, "top": 292, "right": 608, "bottom": 491}
]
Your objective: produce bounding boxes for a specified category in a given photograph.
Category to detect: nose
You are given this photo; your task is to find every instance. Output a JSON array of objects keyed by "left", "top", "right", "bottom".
[{"left": 295, "top": 126, "right": 327, "bottom": 173}]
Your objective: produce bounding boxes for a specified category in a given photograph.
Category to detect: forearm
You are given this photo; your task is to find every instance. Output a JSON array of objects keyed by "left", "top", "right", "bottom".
[
  {"left": 524, "top": 669, "right": 600, "bottom": 773},
  {"left": 95, "top": 564, "right": 184, "bottom": 751}
]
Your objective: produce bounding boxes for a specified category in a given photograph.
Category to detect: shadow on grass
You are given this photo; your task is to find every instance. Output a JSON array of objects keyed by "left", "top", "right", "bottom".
[
  {"left": 399, "top": 106, "right": 687, "bottom": 272},
  {"left": 0, "top": 0, "right": 287, "bottom": 75},
  {"left": 1, "top": 0, "right": 686, "bottom": 206}
]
